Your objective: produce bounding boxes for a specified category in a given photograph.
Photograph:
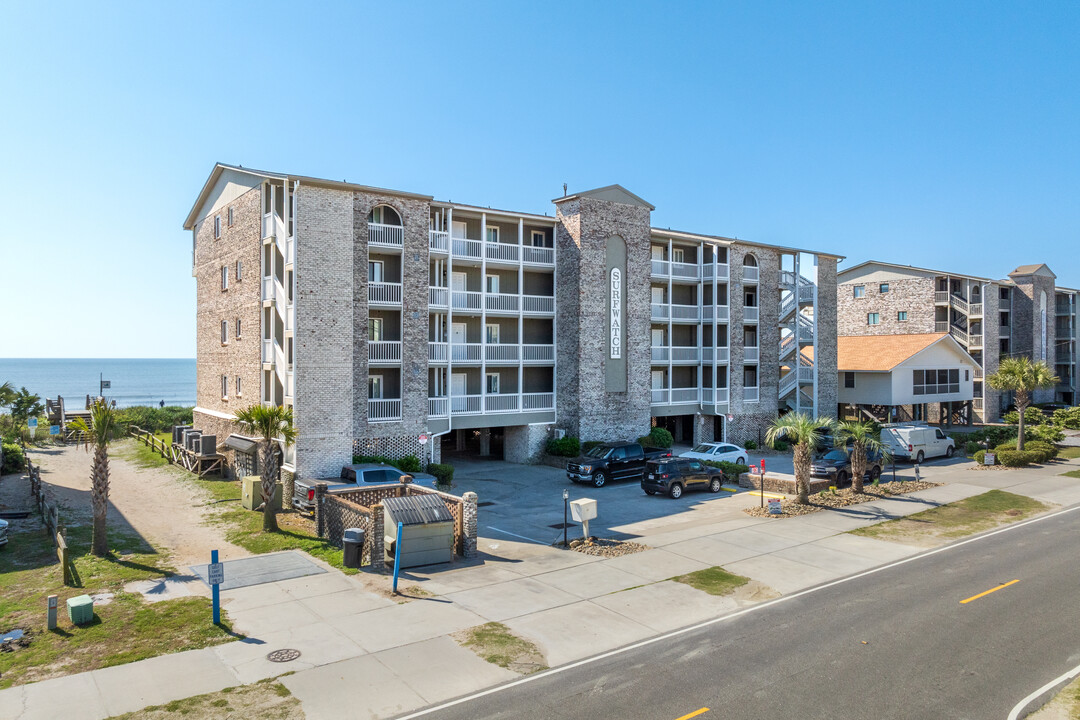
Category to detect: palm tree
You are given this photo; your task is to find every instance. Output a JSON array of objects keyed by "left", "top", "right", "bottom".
[
  {"left": 986, "top": 358, "right": 1057, "bottom": 450},
  {"left": 234, "top": 404, "right": 296, "bottom": 532},
  {"left": 67, "top": 400, "right": 115, "bottom": 557},
  {"left": 833, "top": 420, "right": 890, "bottom": 494},
  {"left": 766, "top": 413, "right": 834, "bottom": 504}
]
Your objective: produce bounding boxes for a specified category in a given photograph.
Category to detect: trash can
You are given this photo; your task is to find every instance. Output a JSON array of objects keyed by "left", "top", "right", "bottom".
[
  {"left": 343, "top": 528, "right": 365, "bottom": 569},
  {"left": 67, "top": 594, "right": 94, "bottom": 625}
]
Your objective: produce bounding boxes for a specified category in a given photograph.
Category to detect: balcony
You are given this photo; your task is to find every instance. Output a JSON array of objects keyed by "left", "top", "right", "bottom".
[
  {"left": 428, "top": 397, "right": 448, "bottom": 417},
  {"left": 429, "top": 342, "right": 447, "bottom": 363},
  {"left": 429, "top": 229, "right": 449, "bottom": 253},
  {"left": 702, "top": 305, "right": 730, "bottom": 322},
  {"left": 427, "top": 392, "right": 554, "bottom": 416},
  {"left": 702, "top": 263, "right": 730, "bottom": 280},
  {"left": 744, "top": 347, "right": 760, "bottom": 363},
  {"left": 935, "top": 291, "right": 949, "bottom": 304},
  {"left": 651, "top": 387, "right": 699, "bottom": 405},
  {"left": 450, "top": 343, "right": 482, "bottom": 363},
  {"left": 744, "top": 387, "right": 760, "bottom": 403},
  {"left": 743, "top": 266, "right": 760, "bottom": 283},
  {"left": 672, "top": 347, "right": 699, "bottom": 363},
  {"left": 701, "top": 387, "right": 729, "bottom": 405},
  {"left": 973, "top": 367, "right": 983, "bottom": 379},
  {"left": 523, "top": 392, "right": 555, "bottom": 410},
  {"left": 1057, "top": 301, "right": 1074, "bottom": 316},
  {"left": 744, "top": 306, "right": 759, "bottom": 323},
  {"left": 702, "top": 347, "right": 730, "bottom": 363},
  {"left": 935, "top": 321, "right": 949, "bottom": 332},
  {"left": 369, "top": 282, "right": 402, "bottom": 305},
  {"left": 486, "top": 293, "right": 519, "bottom": 314},
  {"left": 651, "top": 304, "right": 669, "bottom": 321},
  {"left": 651, "top": 260, "right": 669, "bottom": 277},
  {"left": 485, "top": 242, "right": 519, "bottom": 263},
  {"left": 485, "top": 345, "right": 519, "bottom": 363},
  {"left": 451, "top": 291, "right": 482, "bottom": 312},
  {"left": 968, "top": 334, "right": 983, "bottom": 348},
  {"left": 369, "top": 223, "right": 403, "bottom": 248},
  {"left": 671, "top": 304, "right": 700, "bottom": 322},
  {"left": 429, "top": 286, "right": 448, "bottom": 308},
  {"left": 369, "top": 341, "right": 402, "bottom": 363},
  {"left": 523, "top": 295, "right": 555, "bottom": 314},
  {"left": 651, "top": 346, "right": 669, "bottom": 363},
  {"left": 523, "top": 344, "right": 555, "bottom": 363},
  {"left": 973, "top": 398, "right": 984, "bottom": 411},
  {"left": 368, "top": 399, "right": 402, "bottom": 422},
  {"left": 671, "top": 262, "right": 699, "bottom": 280},
  {"left": 451, "top": 395, "right": 482, "bottom": 414},
  {"left": 522, "top": 246, "right": 555, "bottom": 265},
  {"left": 451, "top": 237, "right": 483, "bottom": 260}
]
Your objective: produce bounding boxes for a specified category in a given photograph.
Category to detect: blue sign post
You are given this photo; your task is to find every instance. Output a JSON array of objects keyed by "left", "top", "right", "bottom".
[
  {"left": 391, "top": 521, "right": 404, "bottom": 594},
  {"left": 49, "top": 425, "right": 59, "bottom": 436},
  {"left": 208, "top": 550, "right": 224, "bottom": 624}
]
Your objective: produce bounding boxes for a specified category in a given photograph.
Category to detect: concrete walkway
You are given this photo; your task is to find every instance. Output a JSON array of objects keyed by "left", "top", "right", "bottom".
[{"left": 3, "top": 455, "right": 1079, "bottom": 720}]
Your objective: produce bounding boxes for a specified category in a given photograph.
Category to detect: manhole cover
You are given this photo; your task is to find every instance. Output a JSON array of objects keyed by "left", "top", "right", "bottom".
[{"left": 267, "top": 648, "right": 301, "bottom": 663}]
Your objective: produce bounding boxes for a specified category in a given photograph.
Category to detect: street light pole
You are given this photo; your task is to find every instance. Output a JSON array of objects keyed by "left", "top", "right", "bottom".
[{"left": 563, "top": 489, "right": 569, "bottom": 547}]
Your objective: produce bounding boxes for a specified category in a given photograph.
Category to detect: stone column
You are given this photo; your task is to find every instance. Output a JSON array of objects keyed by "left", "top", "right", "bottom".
[
  {"left": 371, "top": 504, "right": 385, "bottom": 571},
  {"left": 462, "top": 491, "right": 478, "bottom": 559},
  {"left": 478, "top": 429, "right": 491, "bottom": 456},
  {"left": 314, "top": 483, "right": 327, "bottom": 538}
]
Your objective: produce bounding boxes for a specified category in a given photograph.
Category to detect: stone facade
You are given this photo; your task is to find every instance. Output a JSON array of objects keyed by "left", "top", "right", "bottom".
[
  {"left": 503, "top": 423, "right": 551, "bottom": 464},
  {"left": 554, "top": 194, "right": 653, "bottom": 442},
  {"left": 816, "top": 257, "right": 840, "bottom": 418},
  {"left": 837, "top": 277, "right": 936, "bottom": 336},
  {"left": 1009, "top": 271, "right": 1058, "bottom": 405},
  {"left": 692, "top": 413, "right": 715, "bottom": 446}
]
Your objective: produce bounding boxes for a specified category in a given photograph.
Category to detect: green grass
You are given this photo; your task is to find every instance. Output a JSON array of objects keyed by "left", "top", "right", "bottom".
[
  {"left": 672, "top": 566, "right": 750, "bottom": 596},
  {"left": 850, "top": 489, "right": 1050, "bottom": 544},
  {"left": 1062, "top": 469, "right": 1080, "bottom": 479},
  {"left": 110, "top": 677, "right": 301, "bottom": 719},
  {"left": 0, "top": 523, "right": 237, "bottom": 689},
  {"left": 456, "top": 622, "right": 547, "bottom": 673},
  {"left": 115, "top": 437, "right": 171, "bottom": 469},
  {"left": 1058, "top": 446, "right": 1080, "bottom": 459}
]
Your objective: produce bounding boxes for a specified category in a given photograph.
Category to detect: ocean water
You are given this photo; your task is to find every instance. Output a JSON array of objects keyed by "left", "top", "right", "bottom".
[{"left": 0, "top": 358, "right": 196, "bottom": 408}]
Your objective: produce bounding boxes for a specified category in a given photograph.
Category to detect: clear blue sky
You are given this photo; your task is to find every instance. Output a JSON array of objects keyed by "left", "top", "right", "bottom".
[{"left": 2, "top": 1, "right": 1078, "bottom": 358}]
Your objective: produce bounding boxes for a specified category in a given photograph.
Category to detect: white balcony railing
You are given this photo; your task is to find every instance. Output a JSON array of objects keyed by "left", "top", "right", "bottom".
[
  {"left": 485, "top": 242, "right": 519, "bottom": 263},
  {"left": 429, "top": 342, "right": 447, "bottom": 362},
  {"left": 935, "top": 291, "right": 949, "bottom": 303},
  {"left": 451, "top": 343, "right": 482, "bottom": 362},
  {"left": 429, "top": 229, "right": 449, "bottom": 252},
  {"left": 744, "top": 306, "right": 760, "bottom": 322},
  {"left": 651, "top": 388, "right": 668, "bottom": 405},
  {"left": 369, "top": 341, "right": 402, "bottom": 363},
  {"left": 743, "top": 266, "right": 760, "bottom": 282},
  {"left": 485, "top": 345, "right": 519, "bottom": 362},
  {"left": 968, "top": 334, "right": 983, "bottom": 348},
  {"left": 522, "top": 246, "right": 555, "bottom": 265},
  {"left": 703, "top": 263, "right": 730, "bottom": 280},
  {"left": 671, "top": 304, "right": 700, "bottom": 321},
  {"left": 651, "top": 304, "right": 669, "bottom": 321},
  {"left": 523, "top": 344, "right": 555, "bottom": 362},
  {"left": 671, "top": 387, "right": 699, "bottom": 403},
  {"left": 973, "top": 367, "right": 984, "bottom": 379},
  {"left": 744, "top": 346, "right": 760, "bottom": 363},
  {"left": 671, "top": 262, "right": 699, "bottom": 280},
  {"left": 651, "top": 259, "right": 669, "bottom": 277},
  {"left": 702, "top": 347, "right": 730, "bottom": 363},
  {"left": 744, "top": 387, "right": 760, "bottom": 403},
  {"left": 369, "top": 223, "right": 404, "bottom": 247},
  {"left": 485, "top": 394, "right": 520, "bottom": 413},
  {"left": 703, "top": 305, "right": 730, "bottom": 322},
  {"left": 672, "top": 347, "right": 699, "bottom": 362},
  {"left": 429, "top": 286, "right": 448, "bottom": 308},
  {"left": 935, "top": 321, "right": 949, "bottom": 332},
  {"left": 452, "top": 237, "right": 483, "bottom": 259},
  {"left": 451, "top": 394, "right": 482, "bottom": 414},
  {"left": 369, "top": 282, "right": 402, "bottom": 305},
  {"left": 652, "top": 347, "right": 670, "bottom": 363},
  {"left": 523, "top": 295, "right": 555, "bottom": 313},
  {"left": 523, "top": 392, "right": 555, "bottom": 410},
  {"left": 451, "top": 291, "right": 482, "bottom": 311},
  {"left": 262, "top": 275, "right": 273, "bottom": 301},
  {"left": 486, "top": 293, "right": 519, "bottom": 313},
  {"left": 428, "top": 397, "right": 448, "bottom": 417},
  {"left": 368, "top": 399, "right": 402, "bottom": 422},
  {"left": 262, "top": 338, "right": 272, "bottom": 363}
]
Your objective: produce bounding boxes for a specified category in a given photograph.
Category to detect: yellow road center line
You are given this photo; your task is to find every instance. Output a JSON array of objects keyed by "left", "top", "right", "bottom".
[
  {"left": 960, "top": 579, "right": 1020, "bottom": 604},
  {"left": 674, "top": 709, "right": 710, "bottom": 720}
]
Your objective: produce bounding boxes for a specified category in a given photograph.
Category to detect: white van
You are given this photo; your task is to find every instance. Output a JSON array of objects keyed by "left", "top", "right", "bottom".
[{"left": 880, "top": 425, "right": 956, "bottom": 463}]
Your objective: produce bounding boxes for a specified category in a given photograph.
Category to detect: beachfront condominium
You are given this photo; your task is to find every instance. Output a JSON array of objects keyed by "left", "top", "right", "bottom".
[
  {"left": 184, "top": 164, "right": 841, "bottom": 481},
  {"left": 837, "top": 261, "right": 1078, "bottom": 423}
]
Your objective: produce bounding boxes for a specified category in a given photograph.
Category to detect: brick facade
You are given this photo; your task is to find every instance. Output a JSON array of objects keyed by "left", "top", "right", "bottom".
[{"left": 837, "top": 277, "right": 936, "bottom": 336}]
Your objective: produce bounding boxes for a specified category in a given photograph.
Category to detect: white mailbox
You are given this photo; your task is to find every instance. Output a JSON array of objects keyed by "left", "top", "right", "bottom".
[{"left": 570, "top": 498, "right": 598, "bottom": 538}]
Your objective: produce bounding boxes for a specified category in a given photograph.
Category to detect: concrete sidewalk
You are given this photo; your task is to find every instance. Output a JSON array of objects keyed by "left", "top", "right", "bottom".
[{"left": 3, "top": 455, "right": 1078, "bottom": 720}]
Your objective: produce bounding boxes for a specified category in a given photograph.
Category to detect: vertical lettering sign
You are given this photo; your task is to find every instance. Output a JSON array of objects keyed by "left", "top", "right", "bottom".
[{"left": 610, "top": 268, "right": 622, "bottom": 359}]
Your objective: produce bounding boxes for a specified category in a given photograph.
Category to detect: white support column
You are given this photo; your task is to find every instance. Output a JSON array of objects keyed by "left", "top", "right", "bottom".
[
  {"left": 518, "top": 218, "right": 524, "bottom": 412},
  {"left": 667, "top": 238, "right": 673, "bottom": 396},
  {"left": 794, "top": 252, "right": 801, "bottom": 415},
  {"left": 480, "top": 213, "right": 488, "bottom": 413},
  {"left": 446, "top": 208, "right": 455, "bottom": 426},
  {"left": 712, "top": 244, "right": 718, "bottom": 415},
  {"left": 698, "top": 241, "right": 704, "bottom": 405},
  {"left": 811, "top": 254, "right": 819, "bottom": 416},
  {"left": 551, "top": 222, "right": 558, "bottom": 422}
]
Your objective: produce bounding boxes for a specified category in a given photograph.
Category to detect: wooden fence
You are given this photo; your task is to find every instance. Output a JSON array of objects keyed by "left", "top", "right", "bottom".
[
  {"left": 27, "top": 458, "right": 76, "bottom": 586},
  {"left": 129, "top": 426, "right": 174, "bottom": 462}
]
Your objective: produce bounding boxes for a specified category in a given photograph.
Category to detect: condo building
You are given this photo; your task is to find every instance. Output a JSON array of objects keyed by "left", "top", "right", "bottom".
[
  {"left": 184, "top": 164, "right": 840, "bottom": 481},
  {"left": 837, "top": 261, "right": 1078, "bottom": 422}
]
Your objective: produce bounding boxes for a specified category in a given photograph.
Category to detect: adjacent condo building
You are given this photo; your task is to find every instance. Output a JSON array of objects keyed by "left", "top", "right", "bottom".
[
  {"left": 184, "top": 164, "right": 840, "bottom": 481},
  {"left": 837, "top": 261, "right": 1078, "bottom": 422}
]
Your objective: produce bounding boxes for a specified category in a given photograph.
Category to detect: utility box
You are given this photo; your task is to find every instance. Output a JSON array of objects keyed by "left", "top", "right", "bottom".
[
  {"left": 570, "top": 498, "right": 598, "bottom": 538},
  {"left": 67, "top": 594, "right": 94, "bottom": 625},
  {"left": 383, "top": 494, "right": 454, "bottom": 568},
  {"left": 241, "top": 476, "right": 283, "bottom": 511}
]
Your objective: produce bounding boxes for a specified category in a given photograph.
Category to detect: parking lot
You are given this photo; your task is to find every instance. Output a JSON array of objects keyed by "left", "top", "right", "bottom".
[{"left": 445, "top": 451, "right": 972, "bottom": 557}]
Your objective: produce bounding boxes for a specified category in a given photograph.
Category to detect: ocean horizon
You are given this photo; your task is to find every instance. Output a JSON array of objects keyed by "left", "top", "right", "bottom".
[{"left": 0, "top": 358, "right": 196, "bottom": 409}]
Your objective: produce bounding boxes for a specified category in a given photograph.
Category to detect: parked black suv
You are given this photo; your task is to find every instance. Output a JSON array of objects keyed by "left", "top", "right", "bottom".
[
  {"left": 566, "top": 442, "right": 672, "bottom": 488},
  {"left": 810, "top": 448, "right": 883, "bottom": 486},
  {"left": 642, "top": 458, "right": 725, "bottom": 499}
]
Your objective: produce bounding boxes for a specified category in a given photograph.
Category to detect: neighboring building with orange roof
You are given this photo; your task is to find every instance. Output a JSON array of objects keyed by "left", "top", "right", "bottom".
[{"left": 836, "top": 333, "right": 978, "bottom": 425}]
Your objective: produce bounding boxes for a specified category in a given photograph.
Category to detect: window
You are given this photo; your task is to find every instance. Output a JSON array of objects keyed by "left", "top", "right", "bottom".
[
  {"left": 221, "top": 321, "right": 228, "bottom": 344},
  {"left": 867, "top": 313, "right": 880, "bottom": 325},
  {"left": 485, "top": 274, "right": 499, "bottom": 294},
  {"left": 1000, "top": 338, "right": 1010, "bottom": 353},
  {"left": 913, "top": 368, "right": 960, "bottom": 395},
  {"left": 369, "top": 317, "right": 383, "bottom": 342},
  {"left": 486, "top": 372, "right": 500, "bottom": 394},
  {"left": 965, "top": 369, "right": 969, "bottom": 381},
  {"left": 672, "top": 248, "right": 685, "bottom": 263},
  {"left": 369, "top": 261, "right": 384, "bottom": 283},
  {"left": 844, "top": 372, "right": 856, "bottom": 389},
  {"left": 486, "top": 323, "right": 500, "bottom": 344},
  {"left": 235, "top": 376, "right": 242, "bottom": 396},
  {"left": 486, "top": 226, "right": 499, "bottom": 243},
  {"left": 236, "top": 260, "right": 242, "bottom": 281},
  {"left": 221, "top": 266, "right": 228, "bottom": 290},
  {"left": 369, "top": 205, "right": 401, "bottom": 225},
  {"left": 236, "top": 318, "right": 242, "bottom": 339},
  {"left": 853, "top": 285, "right": 865, "bottom": 298},
  {"left": 221, "top": 375, "right": 228, "bottom": 399},
  {"left": 1000, "top": 287, "right": 1010, "bottom": 301},
  {"left": 531, "top": 230, "right": 546, "bottom": 247},
  {"left": 213, "top": 215, "right": 221, "bottom": 239},
  {"left": 879, "top": 283, "right": 890, "bottom": 293},
  {"left": 897, "top": 311, "right": 908, "bottom": 322},
  {"left": 743, "top": 366, "right": 758, "bottom": 388},
  {"left": 368, "top": 375, "right": 383, "bottom": 399},
  {"left": 1000, "top": 311, "right": 1009, "bottom": 327},
  {"left": 227, "top": 207, "right": 234, "bottom": 227}
]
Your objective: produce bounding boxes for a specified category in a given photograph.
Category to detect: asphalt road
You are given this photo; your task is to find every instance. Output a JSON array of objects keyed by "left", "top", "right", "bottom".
[{"left": 403, "top": 506, "right": 1080, "bottom": 720}]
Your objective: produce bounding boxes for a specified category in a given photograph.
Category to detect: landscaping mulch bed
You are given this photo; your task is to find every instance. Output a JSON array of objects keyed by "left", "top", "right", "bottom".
[
  {"left": 558, "top": 537, "right": 650, "bottom": 557},
  {"left": 744, "top": 480, "right": 941, "bottom": 518},
  {"left": 968, "top": 464, "right": 1016, "bottom": 472}
]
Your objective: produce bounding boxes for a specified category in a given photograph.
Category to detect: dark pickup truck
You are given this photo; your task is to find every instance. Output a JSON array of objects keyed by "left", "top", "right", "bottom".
[{"left": 566, "top": 442, "right": 672, "bottom": 488}]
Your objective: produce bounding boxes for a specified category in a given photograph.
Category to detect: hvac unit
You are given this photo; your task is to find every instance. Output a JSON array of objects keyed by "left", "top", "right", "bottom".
[
  {"left": 199, "top": 435, "right": 217, "bottom": 456},
  {"left": 553, "top": 429, "right": 566, "bottom": 440}
]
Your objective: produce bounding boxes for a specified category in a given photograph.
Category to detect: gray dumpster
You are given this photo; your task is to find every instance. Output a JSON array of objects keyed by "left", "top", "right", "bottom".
[
  {"left": 343, "top": 528, "right": 365, "bottom": 569},
  {"left": 383, "top": 494, "right": 454, "bottom": 568}
]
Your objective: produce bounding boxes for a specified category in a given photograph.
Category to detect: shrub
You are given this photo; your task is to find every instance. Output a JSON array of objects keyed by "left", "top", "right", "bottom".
[
  {"left": 706, "top": 460, "right": 750, "bottom": 480},
  {"left": 1051, "top": 406, "right": 1080, "bottom": 430},
  {"left": 546, "top": 436, "right": 581, "bottom": 457},
  {"left": 1002, "top": 407, "right": 1046, "bottom": 427},
  {"left": 1024, "top": 442, "right": 1057, "bottom": 464},
  {"left": 352, "top": 454, "right": 422, "bottom": 473},
  {"left": 997, "top": 450, "right": 1040, "bottom": 467},
  {"left": 744, "top": 440, "right": 758, "bottom": 450},
  {"left": 1, "top": 441, "right": 25, "bottom": 474},
  {"left": 638, "top": 427, "right": 673, "bottom": 449},
  {"left": 426, "top": 463, "right": 454, "bottom": 487},
  {"left": 973, "top": 450, "right": 987, "bottom": 465},
  {"left": 1026, "top": 424, "right": 1064, "bottom": 445},
  {"left": 771, "top": 440, "right": 789, "bottom": 452},
  {"left": 964, "top": 441, "right": 982, "bottom": 456},
  {"left": 114, "top": 405, "right": 195, "bottom": 435}
]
